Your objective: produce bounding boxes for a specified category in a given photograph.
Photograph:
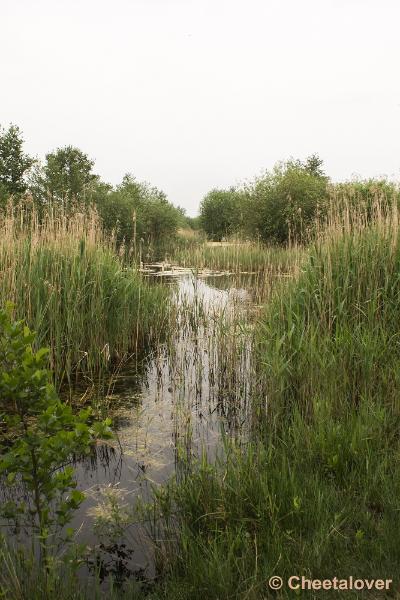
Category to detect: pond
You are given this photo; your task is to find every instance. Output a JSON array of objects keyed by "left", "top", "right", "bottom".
[{"left": 1, "top": 268, "right": 267, "bottom": 582}]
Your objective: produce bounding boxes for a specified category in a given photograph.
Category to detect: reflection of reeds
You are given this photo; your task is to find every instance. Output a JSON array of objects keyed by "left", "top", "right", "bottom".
[
  {"left": 0, "top": 203, "right": 168, "bottom": 391},
  {"left": 141, "top": 274, "right": 267, "bottom": 477}
]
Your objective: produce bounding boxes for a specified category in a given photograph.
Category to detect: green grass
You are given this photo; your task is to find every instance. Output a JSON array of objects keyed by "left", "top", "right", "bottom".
[
  {"left": 0, "top": 537, "right": 151, "bottom": 600},
  {"left": 0, "top": 206, "right": 168, "bottom": 389},
  {"left": 148, "top": 403, "right": 400, "bottom": 599},
  {"left": 260, "top": 219, "right": 400, "bottom": 415}
]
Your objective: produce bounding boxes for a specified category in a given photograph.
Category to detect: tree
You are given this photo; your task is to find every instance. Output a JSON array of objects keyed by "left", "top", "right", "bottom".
[
  {"left": 303, "top": 153, "right": 325, "bottom": 177},
  {"left": 96, "top": 174, "right": 181, "bottom": 252},
  {"left": 95, "top": 175, "right": 146, "bottom": 245},
  {"left": 42, "top": 146, "right": 98, "bottom": 204},
  {"left": 0, "top": 124, "right": 34, "bottom": 201},
  {"left": 250, "top": 155, "right": 329, "bottom": 244},
  {"left": 199, "top": 188, "right": 243, "bottom": 241},
  {"left": 185, "top": 215, "right": 202, "bottom": 230}
]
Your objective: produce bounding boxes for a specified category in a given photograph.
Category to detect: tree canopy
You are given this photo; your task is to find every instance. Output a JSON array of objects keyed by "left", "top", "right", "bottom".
[{"left": 0, "top": 124, "right": 34, "bottom": 202}]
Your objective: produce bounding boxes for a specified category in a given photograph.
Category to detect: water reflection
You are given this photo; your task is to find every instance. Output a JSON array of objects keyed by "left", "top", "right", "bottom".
[{"left": 1, "top": 271, "right": 261, "bottom": 580}]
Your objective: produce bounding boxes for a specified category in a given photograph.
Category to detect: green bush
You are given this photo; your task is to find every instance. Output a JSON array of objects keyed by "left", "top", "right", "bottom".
[
  {"left": 0, "top": 304, "right": 112, "bottom": 567},
  {"left": 248, "top": 157, "right": 329, "bottom": 244},
  {"left": 199, "top": 188, "right": 246, "bottom": 241},
  {"left": 95, "top": 174, "right": 183, "bottom": 256},
  {"left": 198, "top": 156, "right": 329, "bottom": 244}
]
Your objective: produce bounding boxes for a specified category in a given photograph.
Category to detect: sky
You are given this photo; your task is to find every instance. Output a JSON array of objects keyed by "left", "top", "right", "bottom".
[{"left": 1, "top": 0, "right": 400, "bottom": 216}]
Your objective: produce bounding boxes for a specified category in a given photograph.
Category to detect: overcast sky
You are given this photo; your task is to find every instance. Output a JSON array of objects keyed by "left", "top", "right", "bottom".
[{"left": 2, "top": 0, "right": 400, "bottom": 215}]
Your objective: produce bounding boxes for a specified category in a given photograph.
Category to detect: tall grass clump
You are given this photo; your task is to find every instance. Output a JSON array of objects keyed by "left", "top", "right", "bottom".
[
  {"left": 0, "top": 203, "right": 168, "bottom": 388},
  {"left": 260, "top": 200, "right": 400, "bottom": 415},
  {"left": 149, "top": 412, "right": 400, "bottom": 599}
]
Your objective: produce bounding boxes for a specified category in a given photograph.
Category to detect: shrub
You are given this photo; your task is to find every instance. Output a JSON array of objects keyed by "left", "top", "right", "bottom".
[
  {"left": 0, "top": 304, "right": 112, "bottom": 566},
  {"left": 249, "top": 157, "right": 329, "bottom": 244}
]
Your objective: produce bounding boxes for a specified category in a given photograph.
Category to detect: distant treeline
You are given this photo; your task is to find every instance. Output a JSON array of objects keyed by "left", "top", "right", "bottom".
[
  {"left": 0, "top": 124, "right": 189, "bottom": 256},
  {"left": 2, "top": 123, "right": 399, "bottom": 250},
  {"left": 199, "top": 155, "right": 400, "bottom": 243}
]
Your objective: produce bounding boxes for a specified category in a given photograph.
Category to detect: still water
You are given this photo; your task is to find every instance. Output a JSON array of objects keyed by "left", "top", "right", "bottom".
[{"left": 1, "top": 270, "right": 264, "bottom": 581}]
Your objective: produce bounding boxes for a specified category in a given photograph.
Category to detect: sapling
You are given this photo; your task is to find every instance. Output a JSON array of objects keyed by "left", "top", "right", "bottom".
[{"left": 0, "top": 303, "right": 112, "bottom": 567}]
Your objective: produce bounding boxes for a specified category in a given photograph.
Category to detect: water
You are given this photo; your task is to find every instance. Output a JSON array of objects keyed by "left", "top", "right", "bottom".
[{"left": 1, "top": 269, "right": 262, "bottom": 582}]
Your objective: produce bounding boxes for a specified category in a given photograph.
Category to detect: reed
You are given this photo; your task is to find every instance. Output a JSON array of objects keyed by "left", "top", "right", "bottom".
[
  {"left": 0, "top": 202, "right": 168, "bottom": 390},
  {"left": 170, "top": 240, "right": 304, "bottom": 275},
  {"left": 260, "top": 197, "right": 400, "bottom": 416},
  {"left": 148, "top": 399, "right": 400, "bottom": 599}
]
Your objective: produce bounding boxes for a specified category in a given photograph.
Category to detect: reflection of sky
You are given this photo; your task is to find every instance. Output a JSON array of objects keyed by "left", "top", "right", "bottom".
[
  {"left": 176, "top": 273, "right": 251, "bottom": 309},
  {"left": 1, "top": 273, "right": 257, "bottom": 577}
]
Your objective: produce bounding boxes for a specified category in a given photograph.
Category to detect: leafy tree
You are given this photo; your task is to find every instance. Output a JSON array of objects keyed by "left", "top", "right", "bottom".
[
  {"left": 96, "top": 174, "right": 181, "bottom": 253},
  {"left": 141, "top": 194, "right": 182, "bottom": 244},
  {"left": 95, "top": 175, "right": 146, "bottom": 245},
  {"left": 199, "top": 188, "right": 243, "bottom": 241},
  {"left": 42, "top": 146, "right": 98, "bottom": 204},
  {"left": 249, "top": 156, "right": 329, "bottom": 244},
  {"left": 198, "top": 155, "right": 328, "bottom": 244},
  {"left": 174, "top": 205, "right": 190, "bottom": 229},
  {"left": 0, "top": 304, "right": 112, "bottom": 567},
  {"left": 303, "top": 153, "right": 326, "bottom": 177},
  {"left": 0, "top": 124, "right": 34, "bottom": 202}
]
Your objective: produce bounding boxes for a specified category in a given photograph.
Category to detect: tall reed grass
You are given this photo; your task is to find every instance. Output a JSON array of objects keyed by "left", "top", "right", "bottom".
[
  {"left": 0, "top": 203, "right": 168, "bottom": 389},
  {"left": 170, "top": 241, "right": 304, "bottom": 275},
  {"left": 260, "top": 199, "right": 400, "bottom": 416}
]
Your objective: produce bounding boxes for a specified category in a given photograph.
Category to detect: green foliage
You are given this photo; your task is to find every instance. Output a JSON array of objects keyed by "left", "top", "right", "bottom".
[
  {"left": 137, "top": 216, "right": 400, "bottom": 599},
  {"left": 0, "top": 125, "right": 184, "bottom": 253},
  {"left": 198, "top": 156, "right": 328, "bottom": 244},
  {"left": 0, "top": 305, "right": 112, "bottom": 564},
  {"left": 149, "top": 401, "right": 400, "bottom": 599},
  {"left": 259, "top": 223, "right": 400, "bottom": 413},
  {"left": 199, "top": 188, "right": 244, "bottom": 241},
  {"left": 42, "top": 146, "right": 99, "bottom": 203},
  {"left": 248, "top": 156, "right": 329, "bottom": 244},
  {"left": 184, "top": 215, "right": 202, "bottom": 230},
  {"left": 0, "top": 124, "right": 34, "bottom": 202},
  {"left": 26, "top": 145, "right": 103, "bottom": 217},
  {"left": 0, "top": 224, "right": 169, "bottom": 387},
  {"left": 0, "top": 535, "right": 151, "bottom": 600},
  {"left": 96, "top": 174, "right": 182, "bottom": 254}
]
